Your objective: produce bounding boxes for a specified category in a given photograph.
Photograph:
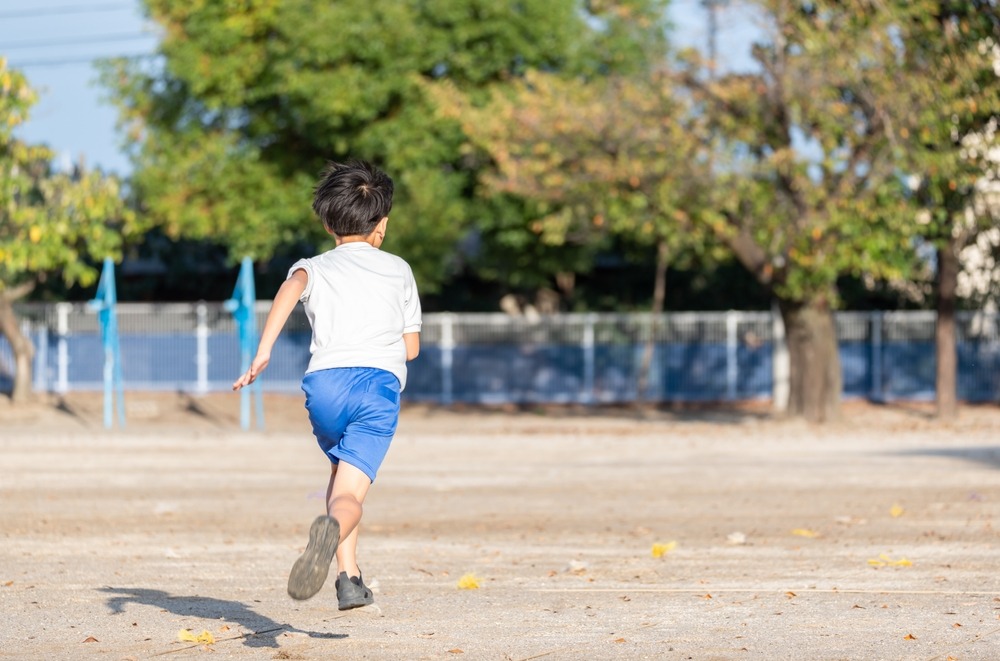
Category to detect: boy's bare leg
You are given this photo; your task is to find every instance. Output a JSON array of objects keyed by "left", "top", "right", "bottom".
[
  {"left": 326, "top": 462, "right": 371, "bottom": 577},
  {"left": 336, "top": 526, "right": 362, "bottom": 576}
]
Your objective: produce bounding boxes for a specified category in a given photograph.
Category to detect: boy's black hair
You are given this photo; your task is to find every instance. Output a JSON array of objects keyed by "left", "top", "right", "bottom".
[{"left": 312, "top": 160, "right": 394, "bottom": 236}]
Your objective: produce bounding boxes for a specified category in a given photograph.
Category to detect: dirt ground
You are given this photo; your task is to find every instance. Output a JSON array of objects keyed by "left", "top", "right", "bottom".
[{"left": 1, "top": 392, "right": 999, "bottom": 661}]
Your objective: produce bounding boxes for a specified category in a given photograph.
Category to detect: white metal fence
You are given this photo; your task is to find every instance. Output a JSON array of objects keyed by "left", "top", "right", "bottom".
[{"left": 2, "top": 303, "right": 999, "bottom": 403}]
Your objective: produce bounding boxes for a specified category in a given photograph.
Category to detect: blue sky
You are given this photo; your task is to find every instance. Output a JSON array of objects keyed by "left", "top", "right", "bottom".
[
  {"left": 3, "top": 0, "right": 759, "bottom": 176},
  {"left": 2, "top": 1, "right": 159, "bottom": 174}
]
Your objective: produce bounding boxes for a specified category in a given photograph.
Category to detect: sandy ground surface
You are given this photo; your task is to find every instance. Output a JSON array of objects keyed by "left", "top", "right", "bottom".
[{"left": 1, "top": 393, "right": 999, "bottom": 661}]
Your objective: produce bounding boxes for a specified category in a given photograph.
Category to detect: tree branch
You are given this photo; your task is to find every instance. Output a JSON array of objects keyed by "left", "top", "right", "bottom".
[
  {"left": 828, "top": 88, "right": 886, "bottom": 201},
  {"left": 673, "top": 70, "right": 752, "bottom": 123},
  {"left": 722, "top": 215, "right": 775, "bottom": 288},
  {"left": 0, "top": 280, "right": 36, "bottom": 304}
]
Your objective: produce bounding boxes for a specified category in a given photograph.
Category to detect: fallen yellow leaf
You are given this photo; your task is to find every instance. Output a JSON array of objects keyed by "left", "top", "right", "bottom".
[
  {"left": 890, "top": 504, "right": 905, "bottom": 518},
  {"left": 904, "top": 633, "right": 917, "bottom": 640},
  {"left": 791, "top": 528, "right": 818, "bottom": 538},
  {"left": 651, "top": 541, "right": 678, "bottom": 558},
  {"left": 457, "top": 573, "right": 480, "bottom": 590},
  {"left": 867, "top": 554, "right": 913, "bottom": 567},
  {"left": 177, "top": 629, "right": 215, "bottom": 644}
]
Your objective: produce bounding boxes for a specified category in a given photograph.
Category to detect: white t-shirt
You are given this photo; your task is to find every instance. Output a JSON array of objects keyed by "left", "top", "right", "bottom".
[{"left": 288, "top": 242, "right": 422, "bottom": 389}]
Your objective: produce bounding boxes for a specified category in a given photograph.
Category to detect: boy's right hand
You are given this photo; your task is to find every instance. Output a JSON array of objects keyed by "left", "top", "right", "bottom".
[{"left": 232, "top": 354, "right": 270, "bottom": 391}]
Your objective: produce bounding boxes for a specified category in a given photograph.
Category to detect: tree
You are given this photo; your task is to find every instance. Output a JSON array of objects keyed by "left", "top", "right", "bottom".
[
  {"left": 447, "top": 2, "right": 963, "bottom": 421},
  {"left": 431, "top": 69, "right": 720, "bottom": 393},
  {"left": 671, "top": 1, "right": 975, "bottom": 422},
  {"left": 894, "top": 2, "right": 1000, "bottom": 419},
  {"left": 421, "top": 0, "right": 672, "bottom": 302},
  {"left": 102, "top": 0, "right": 669, "bottom": 295},
  {"left": 0, "top": 60, "right": 139, "bottom": 402}
]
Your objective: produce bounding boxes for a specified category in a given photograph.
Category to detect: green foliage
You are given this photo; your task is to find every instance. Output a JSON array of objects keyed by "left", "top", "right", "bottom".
[
  {"left": 430, "top": 69, "right": 718, "bottom": 268},
  {"left": 893, "top": 1, "right": 999, "bottom": 253},
  {"left": 696, "top": 0, "right": 998, "bottom": 307},
  {"left": 103, "top": 0, "right": 670, "bottom": 294},
  {"left": 435, "top": 1, "right": 995, "bottom": 309},
  {"left": 0, "top": 60, "right": 138, "bottom": 296},
  {"left": 680, "top": 0, "right": 956, "bottom": 306}
]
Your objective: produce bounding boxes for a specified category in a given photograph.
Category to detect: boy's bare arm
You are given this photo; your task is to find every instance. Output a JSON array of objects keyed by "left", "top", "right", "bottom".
[
  {"left": 232, "top": 269, "right": 308, "bottom": 390},
  {"left": 404, "top": 332, "right": 420, "bottom": 361}
]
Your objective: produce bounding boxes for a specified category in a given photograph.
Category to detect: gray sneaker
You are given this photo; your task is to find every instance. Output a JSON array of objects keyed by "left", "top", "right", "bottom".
[
  {"left": 335, "top": 571, "right": 374, "bottom": 610},
  {"left": 287, "top": 515, "right": 340, "bottom": 601}
]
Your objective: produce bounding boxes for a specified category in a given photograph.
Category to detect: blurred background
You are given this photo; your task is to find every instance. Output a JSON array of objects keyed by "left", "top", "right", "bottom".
[{"left": 1, "top": 0, "right": 998, "bottom": 421}]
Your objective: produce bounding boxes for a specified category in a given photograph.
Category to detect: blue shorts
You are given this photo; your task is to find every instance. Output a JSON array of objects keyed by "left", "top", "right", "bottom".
[{"left": 301, "top": 367, "right": 401, "bottom": 483}]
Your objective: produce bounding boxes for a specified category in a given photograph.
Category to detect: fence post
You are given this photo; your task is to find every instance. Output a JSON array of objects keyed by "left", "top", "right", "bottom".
[
  {"left": 726, "top": 310, "right": 738, "bottom": 400},
  {"left": 441, "top": 313, "right": 454, "bottom": 405},
  {"left": 55, "top": 302, "right": 71, "bottom": 394},
  {"left": 195, "top": 302, "right": 209, "bottom": 395},
  {"left": 582, "top": 313, "right": 595, "bottom": 404},
  {"left": 871, "top": 311, "right": 883, "bottom": 402},
  {"left": 771, "top": 302, "right": 789, "bottom": 412},
  {"left": 33, "top": 323, "right": 48, "bottom": 392}
]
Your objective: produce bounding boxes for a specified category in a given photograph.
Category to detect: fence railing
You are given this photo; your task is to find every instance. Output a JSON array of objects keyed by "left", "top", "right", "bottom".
[{"left": 2, "top": 303, "right": 999, "bottom": 403}]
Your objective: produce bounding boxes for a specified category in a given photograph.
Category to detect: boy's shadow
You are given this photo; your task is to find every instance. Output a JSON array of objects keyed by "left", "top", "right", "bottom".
[{"left": 99, "top": 587, "right": 346, "bottom": 649}]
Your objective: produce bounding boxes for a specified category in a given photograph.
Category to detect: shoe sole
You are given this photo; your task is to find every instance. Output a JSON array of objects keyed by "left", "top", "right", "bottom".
[
  {"left": 338, "top": 590, "right": 374, "bottom": 610},
  {"left": 287, "top": 515, "right": 340, "bottom": 601}
]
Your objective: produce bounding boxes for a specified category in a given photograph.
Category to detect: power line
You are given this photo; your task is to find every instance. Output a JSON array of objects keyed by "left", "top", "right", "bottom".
[
  {"left": 9, "top": 52, "right": 157, "bottom": 68},
  {"left": 0, "top": 3, "right": 133, "bottom": 20},
  {"left": 2, "top": 31, "right": 156, "bottom": 51}
]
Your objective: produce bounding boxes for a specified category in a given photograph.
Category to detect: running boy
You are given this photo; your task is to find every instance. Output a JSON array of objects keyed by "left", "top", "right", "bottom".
[{"left": 233, "top": 160, "right": 421, "bottom": 609}]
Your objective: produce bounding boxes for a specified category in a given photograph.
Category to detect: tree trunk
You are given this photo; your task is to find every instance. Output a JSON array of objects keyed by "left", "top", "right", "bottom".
[
  {"left": 935, "top": 240, "right": 959, "bottom": 420},
  {"left": 0, "top": 284, "right": 36, "bottom": 403},
  {"left": 554, "top": 271, "right": 575, "bottom": 302},
  {"left": 638, "top": 239, "right": 669, "bottom": 399},
  {"left": 778, "top": 297, "right": 842, "bottom": 423}
]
